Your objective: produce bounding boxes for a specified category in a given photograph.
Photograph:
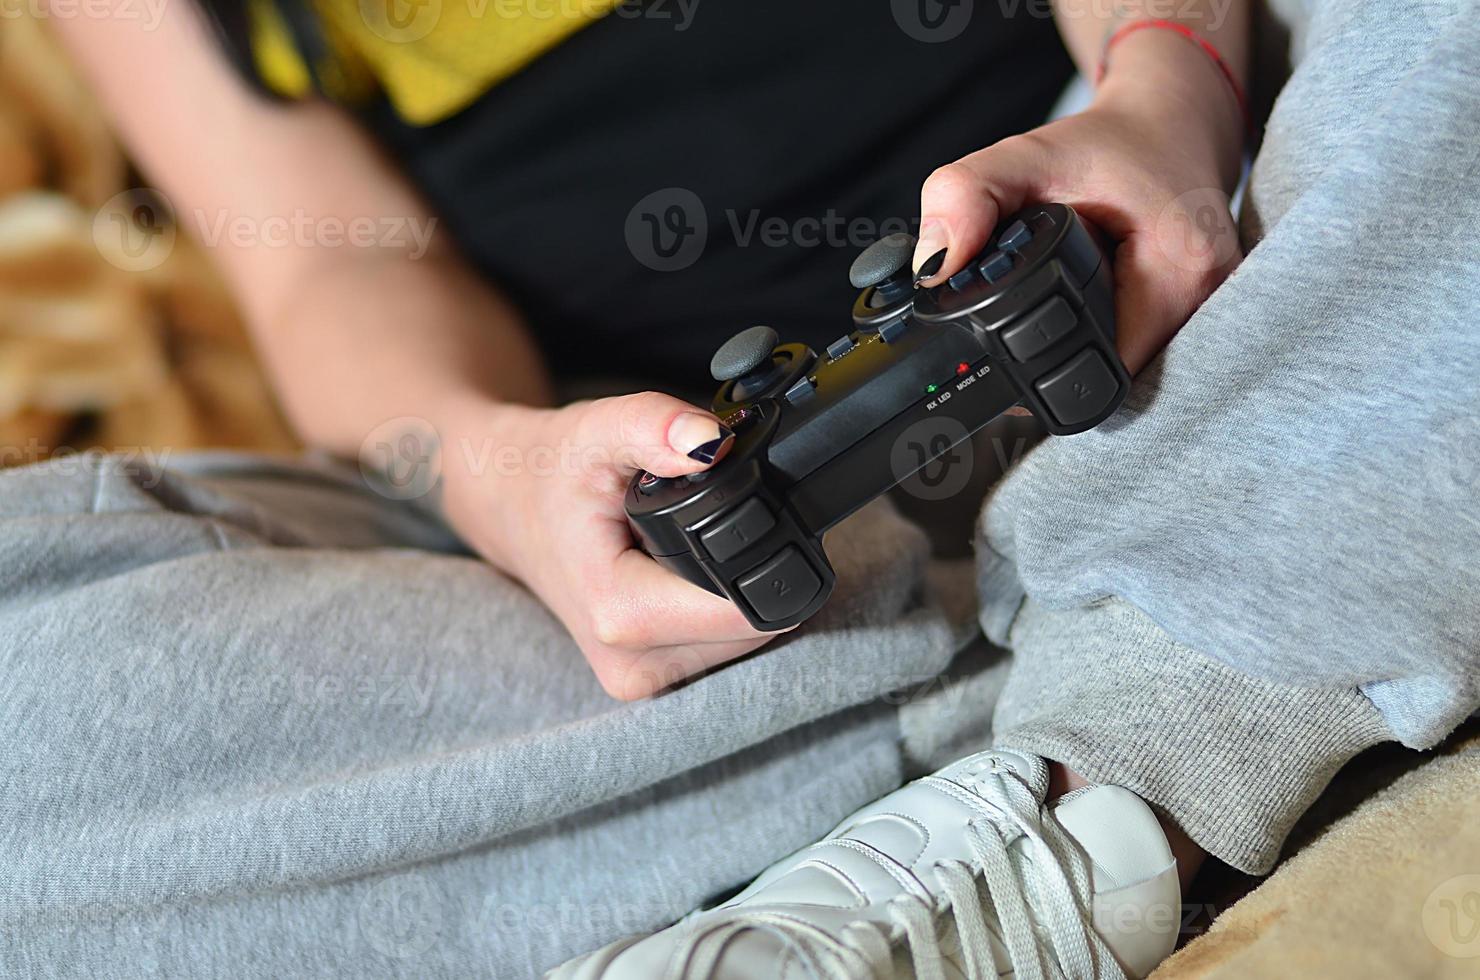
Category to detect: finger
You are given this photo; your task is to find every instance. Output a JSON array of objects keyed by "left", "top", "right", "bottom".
[
  {"left": 1113, "top": 227, "right": 1240, "bottom": 374},
  {"left": 581, "top": 547, "right": 787, "bottom": 699},
  {"left": 588, "top": 547, "right": 780, "bottom": 650},
  {"left": 573, "top": 391, "right": 735, "bottom": 488},
  {"left": 913, "top": 136, "right": 1049, "bottom": 285},
  {"left": 592, "top": 635, "right": 778, "bottom": 701}
]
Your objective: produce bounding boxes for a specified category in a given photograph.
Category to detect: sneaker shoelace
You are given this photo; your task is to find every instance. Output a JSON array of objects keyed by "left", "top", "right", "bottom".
[{"left": 661, "top": 758, "right": 1128, "bottom": 980}]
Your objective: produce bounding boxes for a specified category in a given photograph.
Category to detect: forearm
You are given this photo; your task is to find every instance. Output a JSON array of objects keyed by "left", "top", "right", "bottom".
[
  {"left": 1053, "top": 0, "right": 1250, "bottom": 189},
  {"left": 250, "top": 247, "right": 553, "bottom": 457},
  {"left": 49, "top": 0, "right": 552, "bottom": 457}
]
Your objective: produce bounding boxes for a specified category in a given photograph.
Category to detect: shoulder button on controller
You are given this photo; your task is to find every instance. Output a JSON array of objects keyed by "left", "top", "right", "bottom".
[
  {"left": 737, "top": 546, "right": 822, "bottom": 624},
  {"left": 877, "top": 315, "right": 910, "bottom": 343},
  {"left": 699, "top": 498, "right": 776, "bottom": 562},
  {"left": 785, "top": 376, "right": 816, "bottom": 405},
  {"left": 947, "top": 265, "right": 978, "bottom": 291},
  {"left": 1034, "top": 348, "right": 1120, "bottom": 428},
  {"left": 998, "top": 220, "right": 1032, "bottom": 252},
  {"left": 978, "top": 250, "right": 1014, "bottom": 282},
  {"left": 1001, "top": 296, "right": 1077, "bottom": 362}
]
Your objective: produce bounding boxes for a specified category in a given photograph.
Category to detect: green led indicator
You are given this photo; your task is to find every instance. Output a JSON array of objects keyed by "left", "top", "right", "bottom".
[{"left": 925, "top": 383, "right": 938, "bottom": 393}]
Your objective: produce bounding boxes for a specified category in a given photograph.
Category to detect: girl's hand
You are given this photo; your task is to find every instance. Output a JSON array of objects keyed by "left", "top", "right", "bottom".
[
  {"left": 437, "top": 393, "right": 779, "bottom": 700},
  {"left": 913, "top": 39, "right": 1245, "bottom": 375}
]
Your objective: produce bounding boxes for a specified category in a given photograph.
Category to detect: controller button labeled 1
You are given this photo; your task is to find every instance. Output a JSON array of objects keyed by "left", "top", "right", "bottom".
[
  {"left": 1034, "top": 348, "right": 1120, "bottom": 427},
  {"left": 1001, "top": 296, "right": 1077, "bottom": 362},
  {"left": 698, "top": 498, "right": 777, "bottom": 563},
  {"left": 736, "top": 546, "right": 823, "bottom": 624}
]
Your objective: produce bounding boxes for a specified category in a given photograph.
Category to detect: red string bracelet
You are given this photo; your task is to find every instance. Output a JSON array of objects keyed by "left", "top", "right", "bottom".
[{"left": 1096, "top": 19, "right": 1252, "bottom": 137}]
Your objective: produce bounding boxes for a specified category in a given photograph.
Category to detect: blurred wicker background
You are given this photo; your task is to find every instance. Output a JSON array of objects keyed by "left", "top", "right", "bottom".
[{"left": 0, "top": 12, "right": 294, "bottom": 465}]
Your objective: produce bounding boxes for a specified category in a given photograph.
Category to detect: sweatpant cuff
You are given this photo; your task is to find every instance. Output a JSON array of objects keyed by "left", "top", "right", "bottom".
[{"left": 990, "top": 598, "right": 1393, "bottom": 874}]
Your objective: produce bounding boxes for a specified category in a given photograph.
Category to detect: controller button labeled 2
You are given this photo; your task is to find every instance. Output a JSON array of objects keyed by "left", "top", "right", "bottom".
[
  {"left": 1002, "top": 296, "right": 1077, "bottom": 362},
  {"left": 699, "top": 498, "right": 777, "bottom": 563},
  {"left": 1034, "top": 348, "right": 1120, "bottom": 427},
  {"left": 736, "top": 546, "right": 823, "bottom": 623}
]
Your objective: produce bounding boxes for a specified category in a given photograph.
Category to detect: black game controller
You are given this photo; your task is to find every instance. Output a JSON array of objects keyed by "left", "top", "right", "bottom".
[{"left": 627, "top": 203, "right": 1128, "bottom": 631}]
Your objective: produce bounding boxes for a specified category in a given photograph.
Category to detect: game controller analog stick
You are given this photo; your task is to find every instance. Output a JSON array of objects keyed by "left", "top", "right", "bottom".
[
  {"left": 710, "top": 326, "right": 817, "bottom": 408},
  {"left": 627, "top": 203, "right": 1130, "bottom": 631},
  {"left": 849, "top": 232, "right": 916, "bottom": 305},
  {"left": 710, "top": 325, "right": 790, "bottom": 401}
]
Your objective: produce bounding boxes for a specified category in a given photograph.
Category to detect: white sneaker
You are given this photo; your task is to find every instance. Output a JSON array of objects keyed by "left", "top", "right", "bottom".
[{"left": 548, "top": 750, "right": 1180, "bottom": 980}]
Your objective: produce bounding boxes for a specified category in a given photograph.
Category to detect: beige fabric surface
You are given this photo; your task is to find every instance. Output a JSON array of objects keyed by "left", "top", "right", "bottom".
[
  {"left": 2, "top": 13, "right": 1476, "bottom": 978},
  {"left": 1158, "top": 727, "right": 1480, "bottom": 978}
]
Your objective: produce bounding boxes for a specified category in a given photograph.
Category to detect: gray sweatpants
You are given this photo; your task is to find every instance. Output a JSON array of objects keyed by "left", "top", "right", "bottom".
[{"left": 4, "top": 1, "right": 1478, "bottom": 977}]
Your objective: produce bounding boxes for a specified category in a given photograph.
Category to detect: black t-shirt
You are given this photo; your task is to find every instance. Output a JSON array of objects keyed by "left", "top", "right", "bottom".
[{"left": 360, "top": 1, "right": 1072, "bottom": 389}]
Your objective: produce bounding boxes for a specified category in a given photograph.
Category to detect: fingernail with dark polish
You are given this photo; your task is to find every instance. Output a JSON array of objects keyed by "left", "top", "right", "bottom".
[
  {"left": 687, "top": 426, "right": 735, "bottom": 465},
  {"left": 914, "top": 248, "right": 948, "bottom": 284}
]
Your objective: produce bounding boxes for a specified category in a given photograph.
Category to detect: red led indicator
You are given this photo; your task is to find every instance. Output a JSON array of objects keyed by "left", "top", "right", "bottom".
[{"left": 956, "top": 362, "right": 970, "bottom": 375}]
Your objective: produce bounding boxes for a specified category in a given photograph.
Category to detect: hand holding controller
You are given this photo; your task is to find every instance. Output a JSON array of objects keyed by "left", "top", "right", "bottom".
[{"left": 626, "top": 204, "right": 1130, "bottom": 631}]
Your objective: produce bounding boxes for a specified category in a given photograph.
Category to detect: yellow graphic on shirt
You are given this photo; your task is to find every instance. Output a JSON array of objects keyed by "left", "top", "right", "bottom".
[{"left": 250, "top": 0, "right": 625, "bottom": 124}]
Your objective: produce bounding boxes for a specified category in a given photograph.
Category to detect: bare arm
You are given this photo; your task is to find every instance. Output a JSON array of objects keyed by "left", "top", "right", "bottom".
[
  {"left": 1053, "top": 0, "right": 1250, "bottom": 190},
  {"left": 49, "top": 0, "right": 553, "bottom": 457},
  {"left": 50, "top": 0, "right": 769, "bottom": 698},
  {"left": 913, "top": 0, "right": 1251, "bottom": 373}
]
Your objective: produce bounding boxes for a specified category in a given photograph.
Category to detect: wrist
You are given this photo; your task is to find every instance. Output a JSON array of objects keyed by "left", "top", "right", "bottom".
[
  {"left": 1092, "top": 28, "right": 1246, "bottom": 191},
  {"left": 432, "top": 394, "right": 551, "bottom": 568},
  {"left": 433, "top": 391, "right": 546, "bottom": 484}
]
